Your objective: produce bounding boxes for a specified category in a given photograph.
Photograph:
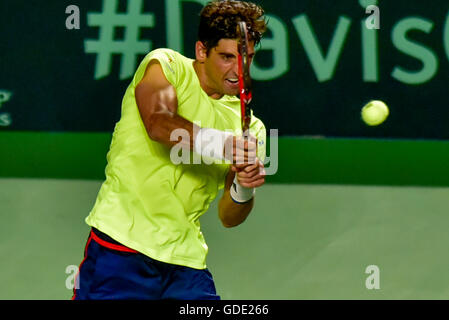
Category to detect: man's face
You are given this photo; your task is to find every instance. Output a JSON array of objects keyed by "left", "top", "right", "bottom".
[{"left": 198, "top": 39, "right": 255, "bottom": 97}]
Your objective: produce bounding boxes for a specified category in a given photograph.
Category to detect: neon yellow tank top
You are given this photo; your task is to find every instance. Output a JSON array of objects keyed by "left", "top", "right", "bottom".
[{"left": 86, "top": 48, "right": 266, "bottom": 269}]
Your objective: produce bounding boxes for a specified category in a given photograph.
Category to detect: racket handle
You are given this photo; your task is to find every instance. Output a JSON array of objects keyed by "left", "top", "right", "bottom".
[
  {"left": 242, "top": 113, "right": 251, "bottom": 139},
  {"left": 242, "top": 125, "right": 249, "bottom": 140}
]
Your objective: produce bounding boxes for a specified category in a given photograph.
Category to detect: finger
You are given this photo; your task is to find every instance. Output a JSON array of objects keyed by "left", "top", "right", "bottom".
[
  {"left": 234, "top": 142, "right": 256, "bottom": 158},
  {"left": 235, "top": 136, "right": 257, "bottom": 151},
  {"left": 241, "top": 139, "right": 257, "bottom": 152},
  {"left": 238, "top": 170, "right": 266, "bottom": 183},
  {"left": 246, "top": 140, "right": 257, "bottom": 152},
  {"left": 238, "top": 168, "right": 260, "bottom": 179},
  {"left": 238, "top": 175, "right": 264, "bottom": 185},
  {"left": 233, "top": 148, "right": 256, "bottom": 162},
  {"left": 248, "top": 134, "right": 257, "bottom": 144},
  {"left": 241, "top": 159, "right": 260, "bottom": 173},
  {"left": 232, "top": 162, "right": 257, "bottom": 173},
  {"left": 258, "top": 162, "right": 266, "bottom": 175},
  {"left": 239, "top": 177, "right": 265, "bottom": 188},
  {"left": 233, "top": 163, "right": 248, "bottom": 170},
  {"left": 233, "top": 153, "right": 257, "bottom": 165}
]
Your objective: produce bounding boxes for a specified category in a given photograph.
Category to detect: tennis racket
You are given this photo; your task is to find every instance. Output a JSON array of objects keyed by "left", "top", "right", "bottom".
[{"left": 237, "top": 21, "right": 252, "bottom": 138}]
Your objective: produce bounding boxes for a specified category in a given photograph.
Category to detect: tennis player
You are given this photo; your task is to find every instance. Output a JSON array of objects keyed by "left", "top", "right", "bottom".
[{"left": 73, "top": 0, "right": 268, "bottom": 300}]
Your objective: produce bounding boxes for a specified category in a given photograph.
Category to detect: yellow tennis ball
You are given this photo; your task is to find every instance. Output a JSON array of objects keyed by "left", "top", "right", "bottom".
[{"left": 361, "top": 100, "right": 389, "bottom": 126}]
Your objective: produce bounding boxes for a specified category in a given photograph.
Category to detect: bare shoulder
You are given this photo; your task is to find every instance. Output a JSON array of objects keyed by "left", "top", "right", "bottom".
[
  {"left": 138, "top": 60, "right": 171, "bottom": 89},
  {"left": 135, "top": 57, "right": 178, "bottom": 117}
]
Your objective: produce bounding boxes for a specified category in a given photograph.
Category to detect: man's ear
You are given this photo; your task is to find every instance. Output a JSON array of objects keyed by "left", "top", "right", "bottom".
[{"left": 195, "top": 41, "right": 208, "bottom": 63}]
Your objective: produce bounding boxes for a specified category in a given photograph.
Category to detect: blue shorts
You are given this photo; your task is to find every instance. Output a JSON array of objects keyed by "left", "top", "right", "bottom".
[{"left": 72, "top": 228, "right": 220, "bottom": 300}]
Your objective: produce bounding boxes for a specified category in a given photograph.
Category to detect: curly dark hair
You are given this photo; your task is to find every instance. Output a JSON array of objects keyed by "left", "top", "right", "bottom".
[{"left": 198, "top": 0, "right": 267, "bottom": 53}]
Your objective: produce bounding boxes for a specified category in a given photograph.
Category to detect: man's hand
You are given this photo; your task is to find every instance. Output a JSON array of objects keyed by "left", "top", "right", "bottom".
[
  {"left": 232, "top": 158, "right": 266, "bottom": 188},
  {"left": 223, "top": 135, "right": 258, "bottom": 165}
]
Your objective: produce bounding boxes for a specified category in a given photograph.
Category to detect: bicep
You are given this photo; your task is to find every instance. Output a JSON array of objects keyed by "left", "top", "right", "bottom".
[
  {"left": 135, "top": 60, "right": 178, "bottom": 121},
  {"left": 134, "top": 60, "right": 195, "bottom": 147}
]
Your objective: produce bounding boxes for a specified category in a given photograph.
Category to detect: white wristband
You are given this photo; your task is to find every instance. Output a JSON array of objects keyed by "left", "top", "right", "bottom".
[
  {"left": 194, "top": 128, "right": 233, "bottom": 161},
  {"left": 230, "top": 175, "right": 255, "bottom": 203}
]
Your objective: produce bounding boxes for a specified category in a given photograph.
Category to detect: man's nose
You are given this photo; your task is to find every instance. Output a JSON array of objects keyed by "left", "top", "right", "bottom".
[{"left": 232, "top": 61, "right": 239, "bottom": 76}]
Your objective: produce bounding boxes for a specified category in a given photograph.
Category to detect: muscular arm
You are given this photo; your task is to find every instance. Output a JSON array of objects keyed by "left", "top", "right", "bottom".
[
  {"left": 218, "top": 169, "right": 254, "bottom": 228},
  {"left": 135, "top": 60, "right": 198, "bottom": 149},
  {"left": 218, "top": 161, "right": 265, "bottom": 228}
]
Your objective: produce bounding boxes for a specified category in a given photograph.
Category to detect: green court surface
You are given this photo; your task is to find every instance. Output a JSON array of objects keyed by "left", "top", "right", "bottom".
[{"left": 1, "top": 178, "right": 449, "bottom": 300}]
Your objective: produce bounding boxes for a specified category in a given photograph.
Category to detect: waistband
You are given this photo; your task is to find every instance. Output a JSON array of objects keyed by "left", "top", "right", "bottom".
[{"left": 91, "top": 228, "right": 138, "bottom": 254}]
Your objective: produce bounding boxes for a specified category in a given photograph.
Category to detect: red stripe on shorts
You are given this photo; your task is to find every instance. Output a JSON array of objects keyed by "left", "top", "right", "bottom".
[{"left": 90, "top": 230, "right": 138, "bottom": 254}]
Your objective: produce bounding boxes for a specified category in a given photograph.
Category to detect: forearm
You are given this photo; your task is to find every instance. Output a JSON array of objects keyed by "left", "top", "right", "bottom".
[
  {"left": 144, "top": 111, "right": 197, "bottom": 150},
  {"left": 218, "top": 189, "right": 254, "bottom": 228}
]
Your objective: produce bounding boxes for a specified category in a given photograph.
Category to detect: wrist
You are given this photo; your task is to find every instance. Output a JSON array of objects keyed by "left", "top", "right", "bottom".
[
  {"left": 230, "top": 175, "right": 255, "bottom": 204},
  {"left": 194, "top": 128, "right": 233, "bottom": 161}
]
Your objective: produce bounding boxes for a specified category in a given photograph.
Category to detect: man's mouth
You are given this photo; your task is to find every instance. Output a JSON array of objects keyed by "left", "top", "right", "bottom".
[{"left": 226, "top": 78, "right": 239, "bottom": 86}]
